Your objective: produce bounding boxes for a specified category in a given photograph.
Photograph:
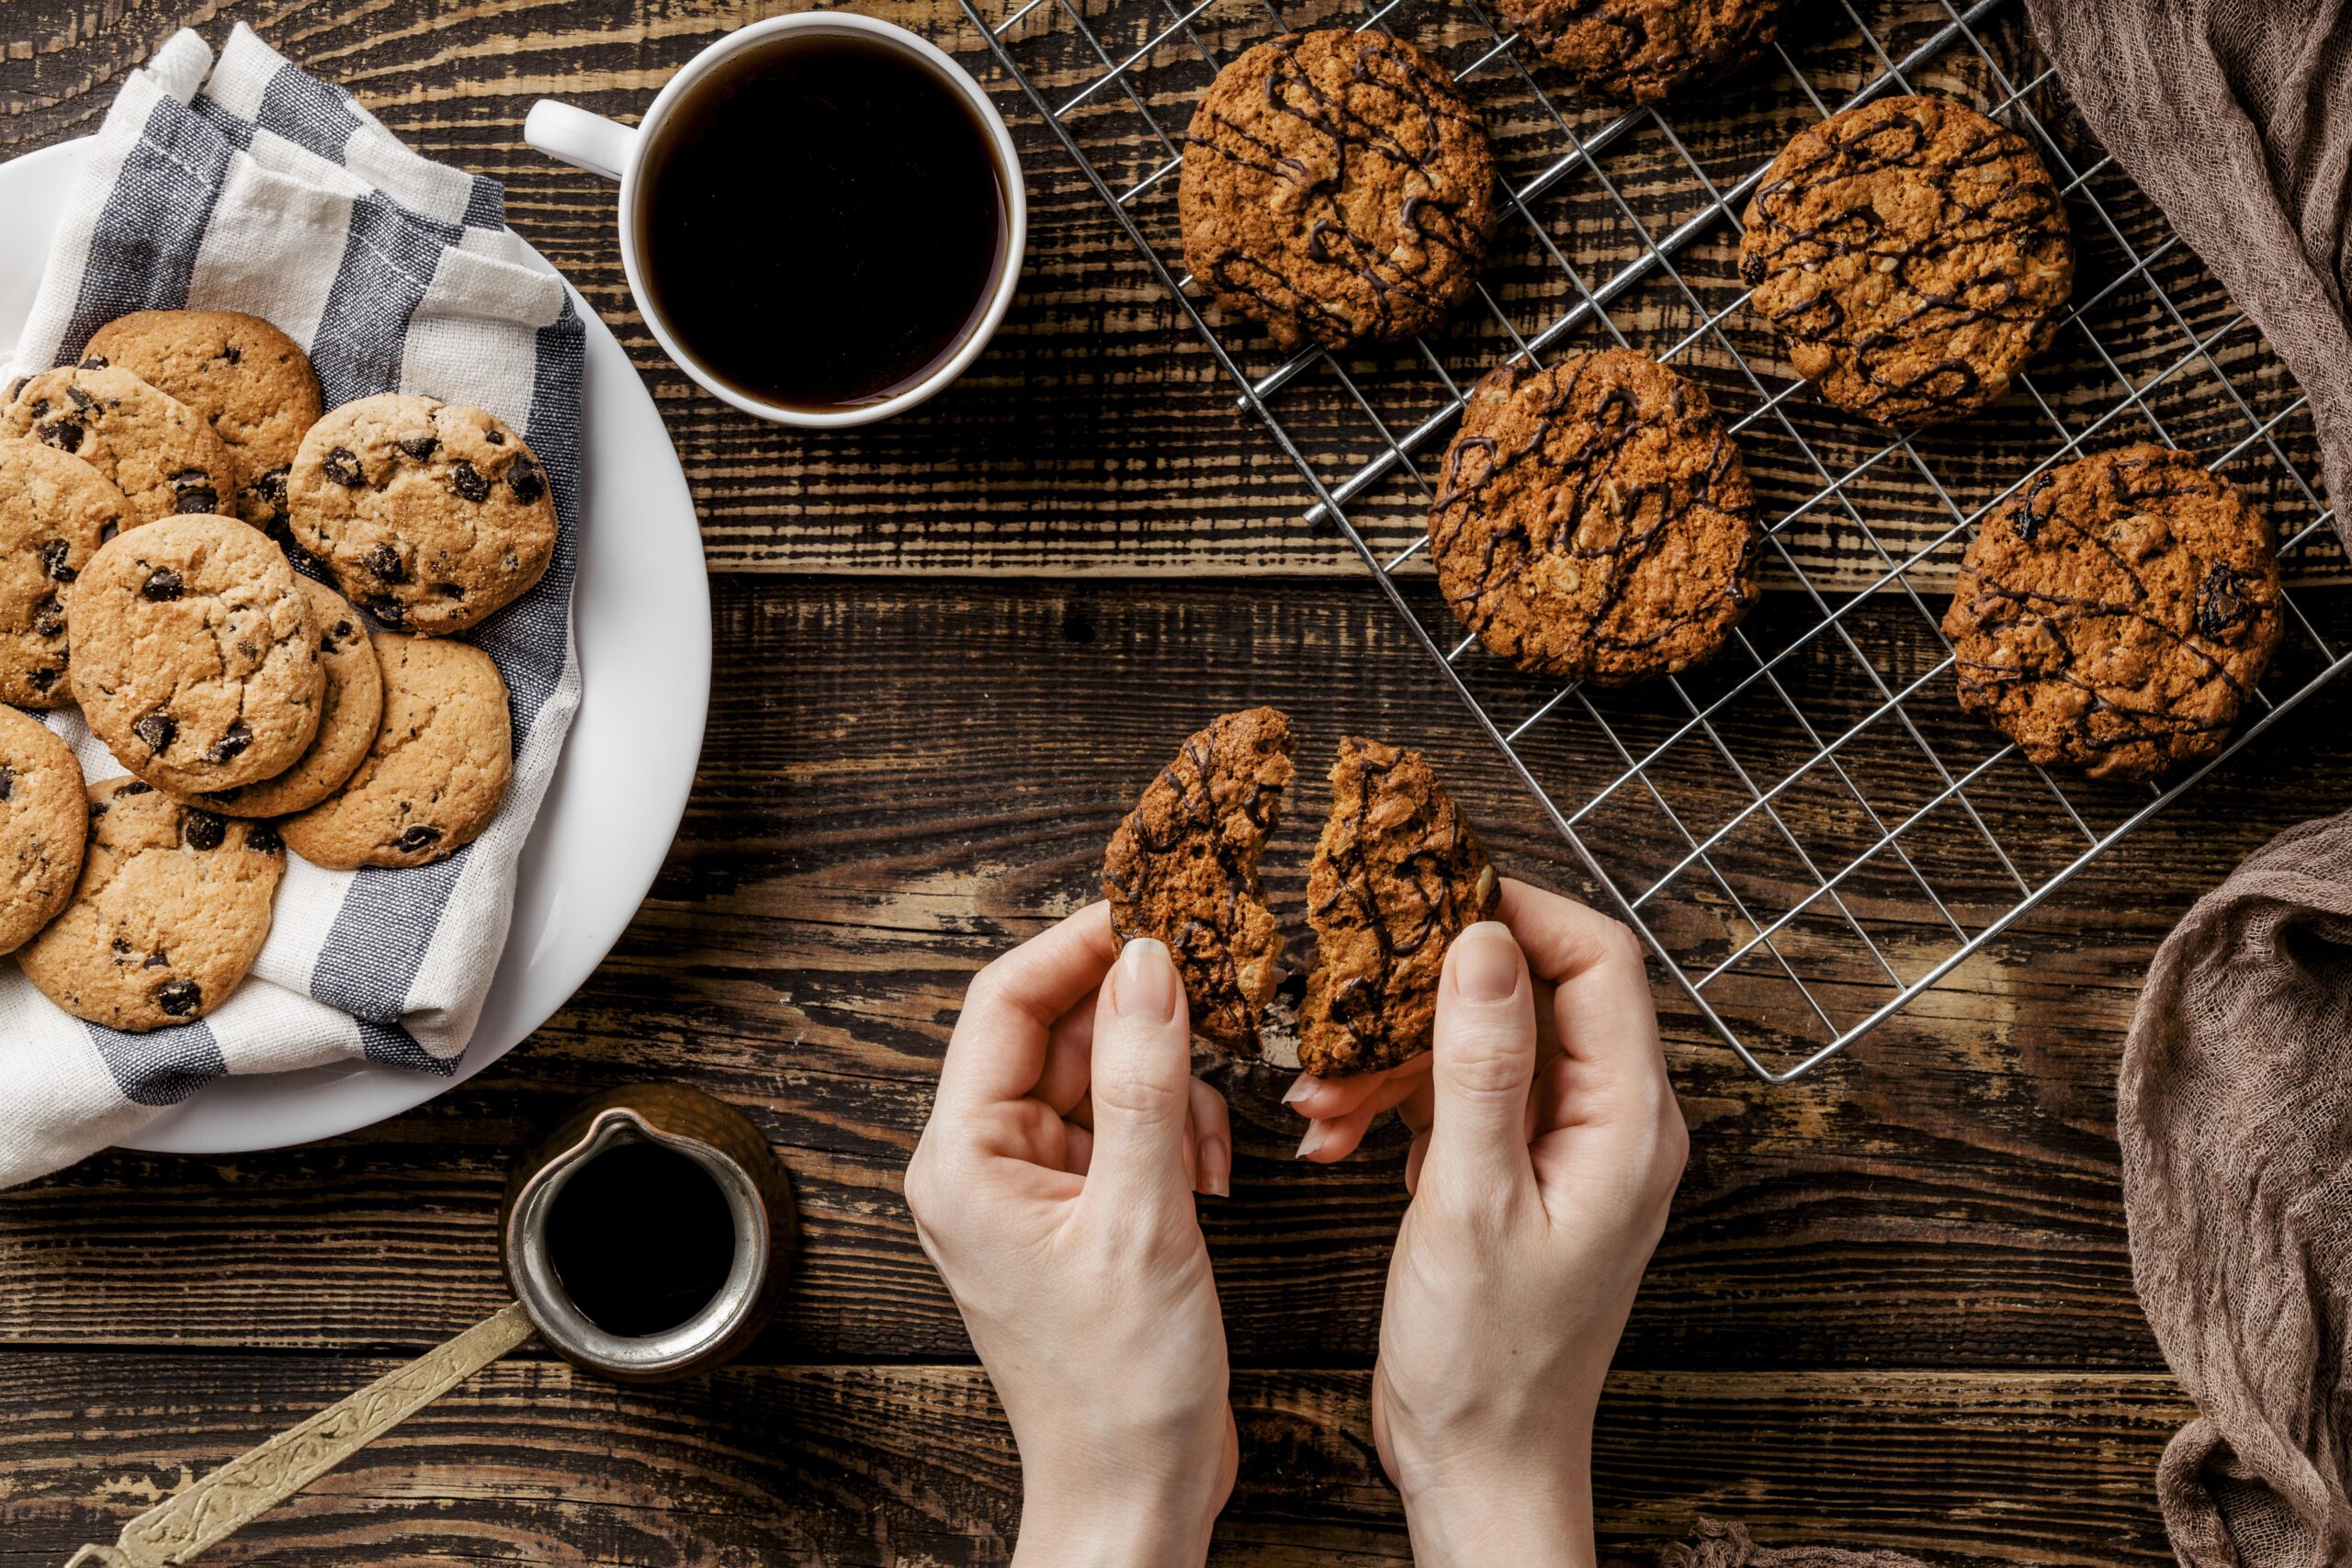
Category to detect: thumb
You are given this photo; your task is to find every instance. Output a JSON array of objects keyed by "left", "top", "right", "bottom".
[
  {"left": 1425, "top": 921, "right": 1538, "bottom": 1191},
  {"left": 1085, "top": 938, "right": 1197, "bottom": 1202}
]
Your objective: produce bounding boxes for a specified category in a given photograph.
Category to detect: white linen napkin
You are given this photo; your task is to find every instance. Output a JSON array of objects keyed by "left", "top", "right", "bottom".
[{"left": 0, "top": 24, "right": 585, "bottom": 1187}]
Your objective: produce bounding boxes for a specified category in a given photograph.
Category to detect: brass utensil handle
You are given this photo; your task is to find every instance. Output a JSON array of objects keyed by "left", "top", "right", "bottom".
[{"left": 65, "top": 1300, "right": 537, "bottom": 1568}]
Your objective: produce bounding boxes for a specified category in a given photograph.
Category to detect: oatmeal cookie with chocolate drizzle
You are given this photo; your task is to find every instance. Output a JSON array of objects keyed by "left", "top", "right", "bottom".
[
  {"left": 1501, "top": 0, "right": 1790, "bottom": 105},
  {"left": 1428, "top": 349, "right": 1761, "bottom": 683},
  {"left": 1300, "top": 737, "right": 1498, "bottom": 1078},
  {"left": 1941, "top": 445, "right": 2281, "bottom": 783},
  {"left": 1178, "top": 31, "right": 1500, "bottom": 353},
  {"left": 1740, "top": 94, "right": 2073, "bottom": 429},
  {"left": 1102, "top": 707, "right": 1295, "bottom": 1054}
]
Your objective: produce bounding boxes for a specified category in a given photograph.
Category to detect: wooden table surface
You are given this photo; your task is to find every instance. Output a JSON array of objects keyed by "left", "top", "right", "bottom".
[{"left": 5, "top": 1, "right": 2347, "bottom": 1563}]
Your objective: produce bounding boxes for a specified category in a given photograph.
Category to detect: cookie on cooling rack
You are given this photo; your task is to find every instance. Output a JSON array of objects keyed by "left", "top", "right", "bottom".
[
  {"left": 1427, "top": 348, "right": 1762, "bottom": 683},
  {"left": 1102, "top": 707, "right": 1295, "bottom": 1054},
  {"left": 1178, "top": 30, "right": 1501, "bottom": 354},
  {"left": 1502, "top": 0, "right": 1791, "bottom": 104},
  {"left": 1739, "top": 93, "right": 2073, "bottom": 429},
  {"left": 1941, "top": 445, "right": 2282, "bottom": 783},
  {"left": 1299, "top": 736, "right": 1498, "bottom": 1078}
]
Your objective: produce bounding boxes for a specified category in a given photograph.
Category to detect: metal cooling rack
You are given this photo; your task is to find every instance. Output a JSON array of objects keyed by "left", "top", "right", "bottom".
[{"left": 961, "top": 0, "right": 2352, "bottom": 1080}]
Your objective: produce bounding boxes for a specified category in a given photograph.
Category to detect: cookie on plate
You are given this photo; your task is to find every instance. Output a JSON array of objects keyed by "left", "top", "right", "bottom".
[
  {"left": 18, "top": 775, "right": 284, "bottom": 1032},
  {"left": 0, "top": 705, "right": 86, "bottom": 954},
  {"left": 1178, "top": 31, "right": 1500, "bottom": 353},
  {"left": 81, "top": 310, "right": 324, "bottom": 547},
  {"left": 69, "top": 513, "right": 323, "bottom": 796},
  {"left": 1102, "top": 707, "right": 1295, "bottom": 1054},
  {"left": 280, "top": 634, "right": 513, "bottom": 870},
  {"left": 1502, "top": 0, "right": 1789, "bottom": 104},
  {"left": 1428, "top": 349, "right": 1762, "bottom": 682},
  {"left": 0, "top": 363, "right": 238, "bottom": 525},
  {"left": 287, "top": 393, "right": 555, "bottom": 636},
  {"left": 1942, "top": 445, "right": 2282, "bottom": 783},
  {"left": 1300, "top": 736, "right": 1498, "bottom": 1077},
  {"left": 192, "top": 579, "right": 383, "bottom": 818},
  {"left": 0, "top": 438, "right": 131, "bottom": 707},
  {"left": 1740, "top": 94, "right": 2073, "bottom": 428}
]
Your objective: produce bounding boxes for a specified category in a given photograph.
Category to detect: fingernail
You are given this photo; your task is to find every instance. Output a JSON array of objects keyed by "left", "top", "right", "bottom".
[
  {"left": 1282, "top": 1074, "right": 1323, "bottom": 1106},
  {"left": 1453, "top": 921, "right": 1521, "bottom": 1003},
  {"left": 1200, "top": 1135, "right": 1231, "bottom": 1198},
  {"left": 1113, "top": 938, "right": 1180, "bottom": 1023},
  {"left": 1294, "top": 1122, "right": 1326, "bottom": 1161}
]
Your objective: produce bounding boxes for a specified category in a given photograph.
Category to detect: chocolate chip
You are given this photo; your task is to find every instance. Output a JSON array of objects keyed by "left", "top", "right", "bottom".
[
  {"left": 507, "top": 458, "right": 544, "bottom": 506},
  {"left": 331, "top": 619, "right": 355, "bottom": 643},
  {"left": 433, "top": 581, "right": 465, "bottom": 599},
  {"left": 246, "top": 821, "right": 283, "bottom": 854},
  {"left": 142, "top": 949, "right": 169, "bottom": 968},
  {"left": 173, "top": 483, "right": 218, "bottom": 514},
  {"left": 450, "top": 460, "right": 491, "bottom": 502},
  {"left": 118, "top": 781, "right": 151, "bottom": 795},
  {"left": 483, "top": 428, "right": 505, "bottom": 446},
  {"left": 365, "top": 544, "right": 407, "bottom": 583},
  {"left": 37, "top": 419, "right": 82, "bottom": 452},
  {"left": 88, "top": 799, "right": 107, "bottom": 819},
  {"left": 1739, "top": 253, "right": 1766, "bottom": 287},
  {"left": 322, "top": 446, "right": 367, "bottom": 488},
  {"left": 39, "top": 539, "right": 74, "bottom": 582},
  {"left": 141, "top": 568, "right": 184, "bottom": 602},
  {"left": 78, "top": 354, "right": 107, "bottom": 370},
  {"left": 367, "top": 594, "right": 407, "bottom": 626},
  {"left": 396, "top": 824, "right": 443, "bottom": 853},
  {"left": 222, "top": 344, "right": 242, "bottom": 365},
  {"left": 399, "top": 434, "right": 439, "bottom": 460},
  {"left": 153, "top": 978, "right": 202, "bottom": 1018},
  {"left": 64, "top": 384, "right": 94, "bottom": 412},
  {"left": 132, "top": 714, "right": 175, "bottom": 752},
  {"left": 110, "top": 938, "right": 130, "bottom": 958},
  {"left": 6, "top": 378, "right": 26, "bottom": 402},
  {"left": 28, "top": 667, "right": 62, "bottom": 693},
  {"left": 182, "top": 809, "right": 226, "bottom": 850},
  {"left": 0, "top": 765, "right": 12, "bottom": 801},
  {"left": 206, "top": 722, "right": 253, "bottom": 764},
  {"left": 2196, "top": 564, "right": 2255, "bottom": 637},
  {"left": 31, "top": 594, "right": 64, "bottom": 637}
]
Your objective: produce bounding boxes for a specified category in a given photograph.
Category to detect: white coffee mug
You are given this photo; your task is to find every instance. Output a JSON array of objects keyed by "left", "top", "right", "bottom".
[{"left": 525, "top": 12, "right": 1026, "bottom": 430}]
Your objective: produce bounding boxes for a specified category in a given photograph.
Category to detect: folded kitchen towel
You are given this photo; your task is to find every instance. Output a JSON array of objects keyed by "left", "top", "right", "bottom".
[{"left": 0, "top": 25, "right": 583, "bottom": 1187}]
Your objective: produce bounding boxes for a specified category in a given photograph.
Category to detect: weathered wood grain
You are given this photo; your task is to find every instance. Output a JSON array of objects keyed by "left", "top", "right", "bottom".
[
  {"left": 2, "top": 0, "right": 2335, "bottom": 585},
  {"left": 0, "top": 1356, "right": 2194, "bottom": 1566},
  {"left": 2, "top": 579, "right": 2341, "bottom": 1372}
]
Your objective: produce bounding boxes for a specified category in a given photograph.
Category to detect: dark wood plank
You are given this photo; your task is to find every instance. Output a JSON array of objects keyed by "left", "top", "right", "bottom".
[
  {"left": 2, "top": 578, "right": 2343, "bottom": 1370},
  {"left": 3, "top": 0, "right": 2336, "bottom": 587},
  {"left": 0, "top": 1355, "right": 2193, "bottom": 1566}
]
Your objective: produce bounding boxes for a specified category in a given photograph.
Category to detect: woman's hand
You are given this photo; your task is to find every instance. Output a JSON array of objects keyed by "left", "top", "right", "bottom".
[
  {"left": 1290, "top": 880, "right": 1686, "bottom": 1567},
  {"left": 906, "top": 903, "right": 1237, "bottom": 1567}
]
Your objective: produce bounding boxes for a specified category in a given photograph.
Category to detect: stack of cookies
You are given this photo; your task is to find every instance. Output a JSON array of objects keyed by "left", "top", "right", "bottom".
[{"left": 0, "top": 310, "right": 548, "bottom": 1032}]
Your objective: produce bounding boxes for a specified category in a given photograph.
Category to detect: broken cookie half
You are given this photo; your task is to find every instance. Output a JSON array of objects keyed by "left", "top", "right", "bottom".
[
  {"left": 1299, "top": 736, "right": 1498, "bottom": 1077},
  {"left": 1102, "top": 706, "right": 1295, "bottom": 1052}
]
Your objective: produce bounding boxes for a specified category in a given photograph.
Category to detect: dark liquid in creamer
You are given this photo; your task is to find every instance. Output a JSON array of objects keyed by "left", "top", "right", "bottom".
[
  {"left": 635, "top": 34, "right": 1007, "bottom": 412},
  {"left": 547, "top": 1140, "right": 735, "bottom": 1338}
]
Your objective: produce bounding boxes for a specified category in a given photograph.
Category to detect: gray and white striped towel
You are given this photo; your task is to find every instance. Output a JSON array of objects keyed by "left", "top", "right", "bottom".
[{"left": 0, "top": 25, "right": 584, "bottom": 1188}]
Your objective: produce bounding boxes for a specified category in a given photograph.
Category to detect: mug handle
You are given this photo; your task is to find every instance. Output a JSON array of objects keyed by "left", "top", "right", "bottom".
[{"left": 524, "top": 99, "right": 639, "bottom": 181}]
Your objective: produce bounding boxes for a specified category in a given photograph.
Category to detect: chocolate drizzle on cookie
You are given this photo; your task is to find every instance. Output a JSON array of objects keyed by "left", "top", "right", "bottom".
[
  {"left": 1504, "top": 0, "right": 1789, "bottom": 105},
  {"left": 1179, "top": 31, "right": 1499, "bottom": 352},
  {"left": 1741, "top": 94, "right": 2071, "bottom": 428},
  {"left": 1941, "top": 445, "right": 2282, "bottom": 781}
]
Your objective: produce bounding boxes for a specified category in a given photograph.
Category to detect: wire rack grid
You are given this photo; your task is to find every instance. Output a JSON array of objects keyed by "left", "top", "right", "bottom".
[{"left": 961, "top": 0, "right": 2352, "bottom": 1080}]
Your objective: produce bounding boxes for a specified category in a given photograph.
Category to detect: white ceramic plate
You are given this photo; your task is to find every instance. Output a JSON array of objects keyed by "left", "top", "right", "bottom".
[{"left": 0, "top": 139, "right": 711, "bottom": 1155}]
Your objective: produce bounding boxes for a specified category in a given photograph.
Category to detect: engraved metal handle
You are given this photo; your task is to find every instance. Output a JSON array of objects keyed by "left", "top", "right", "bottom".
[{"left": 64, "top": 1302, "right": 536, "bottom": 1568}]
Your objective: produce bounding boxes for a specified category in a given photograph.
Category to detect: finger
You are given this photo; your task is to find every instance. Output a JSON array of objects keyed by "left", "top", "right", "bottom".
[
  {"left": 1081, "top": 937, "right": 1199, "bottom": 1204},
  {"left": 1424, "top": 921, "right": 1540, "bottom": 1191},
  {"left": 1496, "top": 879, "right": 1658, "bottom": 1074},
  {"left": 1405, "top": 1131, "right": 1430, "bottom": 1195},
  {"left": 936, "top": 904, "right": 1118, "bottom": 1115},
  {"left": 1190, "top": 1078, "right": 1232, "bottom": 1199},
  {"left": 1281, "top": 1055, "right": 1432, "bottom": 1121},
  {"left": 1295, "top": 1069, "right": 1430, "bottom": 1163},
  {"left": 1060, "top": 1118, "right": 1094, "bottom": 1177},
  {"left": 1036, "top": 987, "right": 1101, "bottom": 1116}
]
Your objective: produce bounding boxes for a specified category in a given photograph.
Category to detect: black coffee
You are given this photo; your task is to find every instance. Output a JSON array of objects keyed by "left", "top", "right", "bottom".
[
  {"left": 636, "top": 33, "right": 1008, "bottom": 412},
  {"left": 548, "top": 1139, "right": 735, "bottom": 1338}
]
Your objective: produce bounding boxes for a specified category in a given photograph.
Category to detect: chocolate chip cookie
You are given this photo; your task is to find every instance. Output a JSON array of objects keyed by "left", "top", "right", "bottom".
[
  {"left": 1942, "top": 445, "right": 2282, "bottom": 783},
  {"left": 81, "top": 310, "right": 324, "bottom": 547},
  {"left": 280, "top": 633, "right": 513, "bottom": 870},
  {"left": 1740, "top": 94, "right": 2073, "bottom": 429},
  {"left": 1299, "top": 737, "right": 1497, "bottom": 1077},
  {"left": 1179, "top": 31, "right": 1500, "bottom": 353},
  {"left": 0, "top": 705, "right": 86, "bottom": 954},
  {"left": 1102, "top": 707, "right": 1295, "bottom": 1053},
  {"left": 0, "top": 438, "right": 131, "bottom": 707},
  {"left": 193, "top": 579, "right": 383, "bottom": 818},
  {"left": 1429, "top": 349, "right": 1762, "bottom": 682},
  {"left": 1503, "top": 0, "right": 1789, "bottom": 104},
  {"left": 19, "top": 776, "right": 284, "bottom": 1031},
  {"left": 287, "top": 393, "right": 556, "bottom": 636},
  {"left": 69, "top": 513, "right": 324, "bottom": 797},
  {"left": 0, "top": 364, "right": 238, "bottom": 525}
]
